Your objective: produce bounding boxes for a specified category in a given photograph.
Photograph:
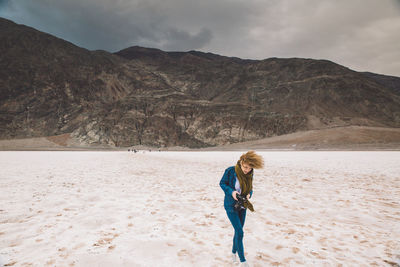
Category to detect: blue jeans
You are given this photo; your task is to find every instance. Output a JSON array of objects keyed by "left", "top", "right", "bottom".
[{"left": 226, "top": 208, "right": 247, "bottom": 262}]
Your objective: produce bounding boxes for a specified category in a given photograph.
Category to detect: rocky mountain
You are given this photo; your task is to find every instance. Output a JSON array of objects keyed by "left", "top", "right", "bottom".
[
  {"left": 362, "top": 72, "right": 400, "bottom": 95},
  {"left": 1, "top": 17, "right": 400, "bottom": 148}
]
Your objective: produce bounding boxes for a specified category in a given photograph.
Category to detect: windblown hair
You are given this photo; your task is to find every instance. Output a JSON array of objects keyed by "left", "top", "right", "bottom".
[{"left": 240, "top": 151, "right": 264, "bottom": 169}]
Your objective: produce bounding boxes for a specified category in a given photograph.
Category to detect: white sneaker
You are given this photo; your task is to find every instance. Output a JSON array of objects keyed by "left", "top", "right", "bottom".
[
  {"left": 231, "top": 253, "right": 238, "bottom": 264},
  {"left": 240, "top": 261, "right": 250, "bottom": 267}
]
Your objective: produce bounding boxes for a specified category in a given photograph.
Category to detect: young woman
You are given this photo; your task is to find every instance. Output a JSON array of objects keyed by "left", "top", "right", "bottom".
[{"left": 219, "top": 151, "right": 264, "bottom": 267}]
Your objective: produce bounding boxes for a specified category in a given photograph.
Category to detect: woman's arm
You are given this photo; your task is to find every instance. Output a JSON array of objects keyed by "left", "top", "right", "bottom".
[{"left": 219, "top": 168, "right": 234, "bottom": 197}]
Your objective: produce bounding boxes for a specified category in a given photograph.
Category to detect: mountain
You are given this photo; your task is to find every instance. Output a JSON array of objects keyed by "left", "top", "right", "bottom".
[
  {"left": 361, "top": 72, "right": 400, "bottom": 95},
  {"left": 1, "top": 17, "right": 400, "bottom": 148}
]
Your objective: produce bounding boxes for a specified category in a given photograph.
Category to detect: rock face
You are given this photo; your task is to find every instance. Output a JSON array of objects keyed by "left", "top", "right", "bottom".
[{"left": 1, "top": 18, "right": 400, "bottom": 148}]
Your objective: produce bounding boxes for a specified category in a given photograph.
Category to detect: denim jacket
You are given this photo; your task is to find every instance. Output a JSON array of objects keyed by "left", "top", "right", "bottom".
[{"left": 219, "top": 166, "right": 253, "bottom": 212}]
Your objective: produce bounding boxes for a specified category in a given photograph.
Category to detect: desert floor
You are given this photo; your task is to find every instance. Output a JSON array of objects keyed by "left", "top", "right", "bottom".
[{"left": 0, "top": 151, "right": 399, "bottom": 266}]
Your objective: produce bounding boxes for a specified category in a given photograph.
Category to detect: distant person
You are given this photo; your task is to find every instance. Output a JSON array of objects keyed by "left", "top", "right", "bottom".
[{"left": 219, "top": 151, "right": 264, "bottom": 267}]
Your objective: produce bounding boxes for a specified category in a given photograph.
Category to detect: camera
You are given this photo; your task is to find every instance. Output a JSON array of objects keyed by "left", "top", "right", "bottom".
[{"left": 234, "top": 193, "right": 246, "bottom": 211}]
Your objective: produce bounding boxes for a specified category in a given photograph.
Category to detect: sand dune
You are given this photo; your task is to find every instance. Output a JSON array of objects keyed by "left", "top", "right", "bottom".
[{"left": 0, "top": 151, "right": 399, "bottom": 266}]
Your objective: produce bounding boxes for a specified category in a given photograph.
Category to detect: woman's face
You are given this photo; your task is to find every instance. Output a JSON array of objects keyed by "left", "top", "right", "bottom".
[{"left": 240, "top": 161, "right": 252, "bottom": 174}]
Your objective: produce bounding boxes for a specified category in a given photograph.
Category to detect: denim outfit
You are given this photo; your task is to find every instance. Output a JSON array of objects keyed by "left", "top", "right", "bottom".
[{"left": 219, "top": 166, "right": 253, "bottom": 263}]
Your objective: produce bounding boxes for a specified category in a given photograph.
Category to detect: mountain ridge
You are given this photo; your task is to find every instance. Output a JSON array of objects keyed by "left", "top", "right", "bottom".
[{"left": 1, "top": 17, "right": 399, "bottom": 148}]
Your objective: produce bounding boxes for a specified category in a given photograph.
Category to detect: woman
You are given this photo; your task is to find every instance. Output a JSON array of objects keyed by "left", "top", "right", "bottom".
[{"left": 219, "top": 151, "right": 264, "bottom": 267}]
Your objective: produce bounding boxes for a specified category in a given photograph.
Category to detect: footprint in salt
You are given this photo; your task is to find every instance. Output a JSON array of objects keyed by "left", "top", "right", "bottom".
[
  {"left": 145, "top": 198, "right": 155, "bottom": 208},
  {"left": 265, "top": 220, "right": 274, "bottom": 225},
  {"left": 4, "top": 260, "right": 18, "bottom": 266},
  {"left": 92, "top": 229, "right": 120, "bottom": 251},
  {"left": 46, "top": 259, "right": 56, "bottom": 266},
  {"left": 271, "top": 261, "right": 282, "bottom": 266},
  {"left": 73, "top": 242, "right": 86, "bottom": 250},
  {"left": 310, "top": 250, "right": 327, "bottom": 260},
  {"left": 177, "top": 249, "right": 192, "bottom": 259},
  {"left": 58, "top": 247, "right": 70, "bottom": 259},
  {"left": 318, "top": 237, "right": 328, "bottom": 247},
  {"left": 8, "top": 239, "right": 22, "bottom": 248}
]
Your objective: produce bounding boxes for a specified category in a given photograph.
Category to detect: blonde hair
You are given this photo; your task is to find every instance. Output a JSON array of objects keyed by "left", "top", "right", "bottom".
[{"left": 240, "top": 151, "right": 264, "bottom": 169}]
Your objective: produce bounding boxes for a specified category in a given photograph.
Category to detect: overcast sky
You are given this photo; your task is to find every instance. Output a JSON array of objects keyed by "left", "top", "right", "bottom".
[{"left": 1, "top": 0, "right": 400, "bottom": 76}]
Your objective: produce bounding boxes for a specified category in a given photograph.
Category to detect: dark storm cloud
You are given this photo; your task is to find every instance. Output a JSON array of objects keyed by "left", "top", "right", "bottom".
[
  {"left": 0, "top": 0, "right": 10, "bottom": 7},
  {"left": 1, "top": 0, "right": 399, "bottom": 76},
  {"left": 0, "top": 0, "right": 219, "bottom": 51}
]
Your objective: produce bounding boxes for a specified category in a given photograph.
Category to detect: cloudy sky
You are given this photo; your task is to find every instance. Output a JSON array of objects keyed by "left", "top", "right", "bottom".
[{"left": 1, "top": 0, "right": 400, "bottom": 76}]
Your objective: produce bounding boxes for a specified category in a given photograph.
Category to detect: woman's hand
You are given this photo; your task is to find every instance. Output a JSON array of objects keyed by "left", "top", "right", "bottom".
[
  {"left": 232, "top": 191, "right": 239, "bottom": 200},
  {"left": 246, "top": 194, "right": 250, "bottom": 200}
]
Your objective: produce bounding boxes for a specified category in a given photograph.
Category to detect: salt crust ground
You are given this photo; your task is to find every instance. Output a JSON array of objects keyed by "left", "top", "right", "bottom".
[{"left": 0, "top": 151, "right": 399, "bottom": 266}]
